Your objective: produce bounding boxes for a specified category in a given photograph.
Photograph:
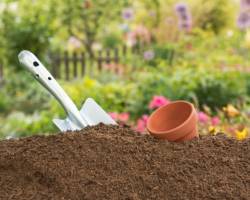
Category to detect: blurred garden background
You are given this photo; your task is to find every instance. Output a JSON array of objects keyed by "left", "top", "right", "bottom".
[{"left": 0, "top": 0, "right": 250, "bottom": 140}]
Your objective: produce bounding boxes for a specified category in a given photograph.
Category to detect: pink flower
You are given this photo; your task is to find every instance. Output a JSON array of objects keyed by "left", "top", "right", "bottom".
[
  {"left": 198, "top": 112, "right": 209, "bottom": 124},
  {"left": 136, "top": 119, "right": 146, "bottom": 132},
  {"left": 125, "top": 25, "right": 151, "bottom": 46},
  {"left": 126, "top": 32, "right": 137, "bottom": 46},
  {"left": 118, "top": 113, "right": 130, "bottom": 122},
  {"left": 109, "top": 112, "right": 118, "bottom": 120},
  {"left": 211, "top": 116, "right": 220, "bottom": 126},
  {"left": 240, "top": 0, "right": 250, "bottom": 10},
  {"left": 149, "top": 96, "right": 170, "bottom": 109},
  {"left": 141, "top": 115, "right": 149, "bottom": 122},
  {"left": 135, "top": 115, "right": 149, "bottom": 133},
  {"left": 109, "top": 112, "right": 130, "bottom": 123}
]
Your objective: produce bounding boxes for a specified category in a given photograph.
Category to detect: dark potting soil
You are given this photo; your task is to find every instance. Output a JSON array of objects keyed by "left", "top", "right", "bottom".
[{"left": 0, "top": 124, "right": 249, "bottom": 200}]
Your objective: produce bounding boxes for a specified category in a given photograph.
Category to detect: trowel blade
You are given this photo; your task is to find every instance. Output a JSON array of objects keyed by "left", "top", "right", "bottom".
[
  {"left": 53, "top": 117, "right": 81, "bottom": 132},
  {"left": 79, "top": 98, "right": 117, "bottom": 126}
]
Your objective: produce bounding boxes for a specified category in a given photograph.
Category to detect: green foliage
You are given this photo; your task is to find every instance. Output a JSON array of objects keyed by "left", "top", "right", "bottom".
[
  {"left": 50, "top": 77, "right": 135, "bottom": 117},
  {"left": 0, "top": 77, "right": 135, "bottom": 137},
  {"left": 128, "top": 67, "right": 248, "bottom": 118},
  {"left": 142, "top": 44, "right": 175, "bottom": 66},
  {"left": 153, "top": 44, "right": 175, "bottom": 60},
  {"left": 0, "top": 0, "right": 58, "bottom": 70},
  {"left": 102, "top": 33, "right": 123, "bottom": 48},
  {"left": 193, "top": 70, "right": 246, "bottom": 110},
  {"left": 0, "top": 72, "right": 51, "bottom": 114},
  {"left": 191, "top": 0, "right": 235, "bottom": 34},
  {"left": 0, "top": 111, "right": 56, "bottom": 138},
  {"left": 59, "top": 0, "right": 130, "bottom": 56},
  {"left": 128, "top": 72, "right": 171, "bottom": 119},
  {"left": 0, "top": 92, "right": 11, "bottom": 112},
  {"left": 1, "top": 66, "right": 250, "bottom": 138},
  {"left": 245, "top": 74, "right": 250, "bottom": 97}
]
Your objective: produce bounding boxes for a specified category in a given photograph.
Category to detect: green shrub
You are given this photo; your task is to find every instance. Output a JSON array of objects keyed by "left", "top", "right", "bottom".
[
  {"left": 102, "top": 33, "right": 123, "bottom": 49},
  {"left": 0, "top": 111, "right": 56, "bottom": 138},
  {"left": 130, "top": 67, "right": 247, "bottom": 117},
  {"left": 191, "top": 0, "right": 234, "bottom": 34},
  {"left": 0, "top": 0, "right": 57, "bottom": 70},
  {"left": 0, "top": 72, "right": 51, "bottom": 114},
  {"left": 0, "top": 68, "right": 249, "bottom": 138},
  {"left": 193, "top": 71, "right": 246, "bottom": 110}
]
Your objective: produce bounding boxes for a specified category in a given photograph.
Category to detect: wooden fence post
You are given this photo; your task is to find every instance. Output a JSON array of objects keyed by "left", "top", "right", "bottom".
[
  {"left": 56, "top": 53, "right": 61, "bottom": 79},
  {"left": 114, "top": 48, "right": 119, "bottom": 64},
  {"left": 64, "top": 51, "right": 70, "bottom": 80},
  {"left": 105, "top": 49, "right": 111, "bottom": 64},
  {"left": 122, "top": 45, "right": 127, "bottom": 56},
  {"left": 51, "top": 53, "right": 61, "bottom": 79},
  {"left": 51, "top": 55, "right": 56, "bottom": 78},
  {"left": 73, "top": 52, "right": 78, "bottom": 78},
  {"left": 97, "top": 50, "right": 102, "bottom": 71},
  {"left": 132, "top": 45, "right": 136, "bottom": 54},
  {"left": 81, "top": 52, "right": 86, "bottom": 77}
]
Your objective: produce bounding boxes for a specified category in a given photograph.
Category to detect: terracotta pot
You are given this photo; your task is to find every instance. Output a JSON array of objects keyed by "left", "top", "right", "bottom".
[{"left": 147, "top": 101, "right": 198, "bottom": 142}]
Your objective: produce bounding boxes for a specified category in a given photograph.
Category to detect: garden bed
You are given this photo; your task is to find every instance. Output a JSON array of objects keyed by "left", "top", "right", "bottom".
[{"left": 0, "top": 124, "right": 249, "bottom": 200}]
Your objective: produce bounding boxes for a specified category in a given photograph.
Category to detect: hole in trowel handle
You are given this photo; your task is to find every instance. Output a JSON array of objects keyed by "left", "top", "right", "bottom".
[{"left": 33, "top": 61, "right": 39, "bottom": 67}]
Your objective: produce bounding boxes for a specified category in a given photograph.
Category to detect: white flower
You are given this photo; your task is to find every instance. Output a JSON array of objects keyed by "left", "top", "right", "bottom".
[
  {"left": 143, "top": 50, "right": 155, "bottom": 61},
  {"left": 68, "top": 36, "right": 82, "bottom": 49},
  {"left": 9, "top": 2, "right": 18, "bottom": 12},
  {"left": 227, "top": 30, "right": 234, "bottom": 38},
  {"left": 92, "top": 42, "right": 102, "bottom": 51}
]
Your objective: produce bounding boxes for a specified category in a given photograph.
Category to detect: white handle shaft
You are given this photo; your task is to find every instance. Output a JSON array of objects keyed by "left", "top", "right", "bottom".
[{"left": 18, "top": 50, "right": 87, "bottom": 128}]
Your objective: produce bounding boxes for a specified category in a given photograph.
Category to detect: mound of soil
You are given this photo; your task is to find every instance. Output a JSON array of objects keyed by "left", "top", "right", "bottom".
[{"left": 0, "top": 124, "right": 249, "bottom": 200}]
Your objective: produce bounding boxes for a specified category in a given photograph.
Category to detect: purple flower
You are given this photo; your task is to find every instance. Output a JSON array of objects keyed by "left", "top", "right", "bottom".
[
  {"left": 143, "top": 50, "right": 155, "bottom": 61},
  {"left": 149, "top": 10, "right": 156, "bottom": 17},
  {"left": 175, "top": 3, "right": 187, "bottom": 13},
  {"left": 180, "top": 13, "right": 190, "bottom": 21},
  {"left": 179, "top": 20, "right": 192, "bottom": 31},
  {"left": 122, "top": 8, "right": 134, "bottom": 20},
  {"left": 237, "top": 11, "right": 250, "bottom": 30},
  {"left": 174, "top": 2, "right": 192, "bottom": 31}
]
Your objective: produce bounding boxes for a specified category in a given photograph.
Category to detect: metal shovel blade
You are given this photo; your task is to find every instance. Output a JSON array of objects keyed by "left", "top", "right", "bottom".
[
  {"left": 79, "top": 98, "right": 117, "bottom": 126},
  {"left": 53, "top": 98, "right": 117, "bottom": 132}
]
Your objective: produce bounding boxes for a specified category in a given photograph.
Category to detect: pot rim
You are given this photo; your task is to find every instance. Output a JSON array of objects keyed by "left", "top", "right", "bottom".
[{"left": 147, "top": 100, "right": 196, "bottom": 135}]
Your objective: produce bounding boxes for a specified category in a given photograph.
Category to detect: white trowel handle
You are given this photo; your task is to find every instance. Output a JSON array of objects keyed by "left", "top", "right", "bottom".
[{"left": 18, "top": 50, "right": 87, "bottom": 128}]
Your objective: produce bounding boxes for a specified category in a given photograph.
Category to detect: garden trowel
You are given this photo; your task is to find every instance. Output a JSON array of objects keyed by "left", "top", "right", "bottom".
[{"left": 18, "top": 50, "right": 116, "bottom": 132}]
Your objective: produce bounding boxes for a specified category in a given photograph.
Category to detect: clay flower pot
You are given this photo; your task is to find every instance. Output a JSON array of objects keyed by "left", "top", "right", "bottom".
[{"left": 147, "top": 101, "right": 198, "bottom": 142}]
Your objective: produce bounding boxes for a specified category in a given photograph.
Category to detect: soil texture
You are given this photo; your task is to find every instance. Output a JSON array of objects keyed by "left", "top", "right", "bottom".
[{"left": 0, "top": 124, "right": 249, "bottom": 200}]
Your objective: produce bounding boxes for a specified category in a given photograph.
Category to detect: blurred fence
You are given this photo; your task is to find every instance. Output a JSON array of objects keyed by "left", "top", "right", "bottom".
[
  {"left": 49, "top": 45, "right": 142, "bottom": 80},
  {"left": 0, "top": 44, "right": 175, "bottom": 82}
]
